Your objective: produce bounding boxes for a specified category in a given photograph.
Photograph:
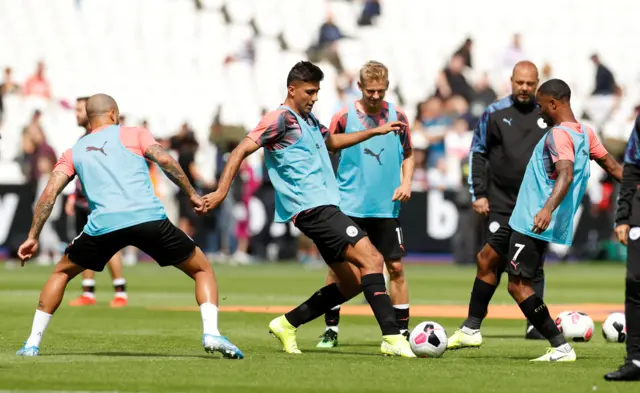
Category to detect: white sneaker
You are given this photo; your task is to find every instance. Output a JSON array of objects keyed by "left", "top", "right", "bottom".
[{"left": 530, "top": 346, "right": 576, "bottom": 362}]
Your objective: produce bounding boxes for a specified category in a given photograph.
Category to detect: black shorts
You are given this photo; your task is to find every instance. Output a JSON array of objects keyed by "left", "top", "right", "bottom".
[
  {"left": 627, "top": 228, "right": 640, "bottom": 280},
  {"left": 505, "top": 231, "right": 548, "bottom": 279},
  {"left": 66, "top": 219, "right": 196, "bottom": 272},
  {"left": 294, "top": 205, "right": 366, "bottom": 264},
  {"left": 74, "top": 205, "right": 90, "bottom": 234},
  {"left": 350, "top": 217, "right": 405, "bottom": 260},
  {"left": 485, "top": 213, "right": 512, "bottom": 258}
]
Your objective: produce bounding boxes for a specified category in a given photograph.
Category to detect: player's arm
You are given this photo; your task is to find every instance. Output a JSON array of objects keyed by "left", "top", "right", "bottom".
[
  {"left": 468, "top": 110, "right": 492, "bottom": 215},
  {"left": 144, "top": 144, "right": 197, "bottom": 198},
  {"left": 594, "top": 154, "right": 623, "bottom": 182},
  {"left": 533, "top": 160, "right": 574, "bottom": 233},
  {"left": 28, "top": 171, "right": 71, "bottom": 240},
  {"left": 324, "top": 120, "right": 406, "bottom": 152},
  {"left": 208, "top": 137, "right": 260, "bottom": 202},
  {"left": 393, "top": 110, "right": 415, "bottom": 202}
]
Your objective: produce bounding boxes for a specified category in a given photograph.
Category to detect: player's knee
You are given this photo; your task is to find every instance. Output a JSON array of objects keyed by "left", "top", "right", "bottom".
[
  {"left": 354, "top": 240, "right": 384, "bottom": 273},
  {"left": 507, "top": 278, "right": 523, "bottom": 297},
  {"left": 476, "top": 248, "right": 497, "bottom": 275},
  {"left": 386, "top": 260, "right": 404, "bottom": 282}
]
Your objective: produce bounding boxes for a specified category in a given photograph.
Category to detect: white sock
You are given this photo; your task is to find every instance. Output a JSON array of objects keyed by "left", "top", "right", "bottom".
[
  {"left": 325, "top": 326, "right": 339, "bottom": 333},
  {"left": 200, "top": 302, "right": 220, "bottom": 336},
  {"left": 113, "top": 278, "right": 127, "bottom": 298},
  {"left": 25, "top": 310, "right": 52, "bottom": 348},
  {"left": 632, "top": 359, "right": 640, "bottom": 368},
  {"left": 81, "top": 279, "right": 96, "bottom": 298},
  {"left": 393, "top": 304, "right": 409, "bottom": 310},
  {"left": 555, "top": 343, "right": 572, "bottom": 352},
  {"left": 461, "top": 326, "right": 480, "bottom": 335}
]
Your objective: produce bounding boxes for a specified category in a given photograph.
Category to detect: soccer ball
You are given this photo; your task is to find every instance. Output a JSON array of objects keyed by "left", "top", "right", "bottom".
[
  {"left": 409, "top": 321, "right": 448, "bottom": 358},
  {"left": 554, "top": 310, "right": 574, "bottom": 332},
  {"left": 559, "top": 311, "right": 594, "bottom": 342},
  {"left": 602, "top": 312, "right": 626, "bottom": 343}
]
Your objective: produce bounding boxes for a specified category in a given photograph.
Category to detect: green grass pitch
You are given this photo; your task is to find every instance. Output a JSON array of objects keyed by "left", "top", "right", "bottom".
[{"left": 0, "top": 262, "right": 633, "bottom": 392}]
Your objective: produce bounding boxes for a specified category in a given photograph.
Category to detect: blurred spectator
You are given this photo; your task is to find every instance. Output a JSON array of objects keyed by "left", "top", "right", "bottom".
[
  {"left": 435, "top": 54, "right": 473, "bottom": 103},
  {"left": 232, "top": 160, "right": 260, "bottom": 264},
  {"left": 428, "top": 157, "right": 458, "bottom": 190},
  {"left": 540, "top": 62, "right": 553, "bottom": 84},
  {"left": 469, "top": 73, "right": 497, "bottom": 124},
  {"left": 1, "top": 67, "right": 22, "bottom": 123},
  {"left": 357, "top": 0, "right": 381, "bottom": 26},
  {"left": 307, "top": 13, "right": 345, "bottom": 73},
  {"left": 224, "top": 39, "right": 256, "bottom": 67},
  {"left": 411, "top": 148, "right": 429, "bottom": 192},
  {"left": 19, "top": 112, "right": 56, "bottom": 184},
  {"left": 502, "top": 33, "right": 527, "bottom": 72},
  {"left": 454, "top": 38, "right": 473, "bottom": 69},
  {"left": 586, "top": 54, "right": 621, "bottom": 129},
  {"left": 414, "top": 96, "right": 452, "bottom": 167},
  {"left": 119, "top": 114, "right": 127, "bottom": 126},
  {"left": 24, "top": 61, "right": 52, "bottom": 99}
]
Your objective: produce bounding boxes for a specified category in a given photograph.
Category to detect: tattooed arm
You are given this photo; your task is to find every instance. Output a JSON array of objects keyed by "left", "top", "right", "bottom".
[
  {"left": 28, "top": 171, "right": 71, "bottom": 240},
  {"left": 144, "top": 144, "right": 197, "bottom": 197}
]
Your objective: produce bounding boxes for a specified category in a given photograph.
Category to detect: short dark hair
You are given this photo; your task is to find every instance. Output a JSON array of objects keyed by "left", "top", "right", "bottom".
[
  {"left": 538, "top": 79, "right": 571, "bottom": 101},
  {"left": 77, "top": 96, "right": 90, "bottom": 102},
  {"left": 286, "top": 61, "right": 324, "bottom": 86}
]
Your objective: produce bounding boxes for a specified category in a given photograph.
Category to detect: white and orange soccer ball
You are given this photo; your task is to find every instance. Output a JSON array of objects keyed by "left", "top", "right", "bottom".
[
  {"left": 409, "top": 321, "right": 448, "bottom": 358},
  {"left": 602, "top": 312, "right": 626, "bottom": 343},
  {"left": 557, "top": 311, "right": 594, "bottom": 342}
]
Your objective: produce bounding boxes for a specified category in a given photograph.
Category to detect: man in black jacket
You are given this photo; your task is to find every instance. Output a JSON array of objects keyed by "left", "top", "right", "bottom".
[
  {"left": 605, "top": 114, "right": 640, "bottom": 381},
  {"left": 448, "top": 61, "right": 550, "bottom": 349}
]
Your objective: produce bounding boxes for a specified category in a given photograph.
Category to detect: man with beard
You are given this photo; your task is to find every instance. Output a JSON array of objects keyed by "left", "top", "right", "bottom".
[{"left": 449, "top": 61, "right": 549, "bottom": 348}]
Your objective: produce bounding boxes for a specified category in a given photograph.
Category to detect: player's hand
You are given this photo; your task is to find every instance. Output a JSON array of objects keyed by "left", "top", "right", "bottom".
[
  {"left": 65, "top": 198, "right": 75, "bottom": 216},
  {"left": 190, "top": 194, "right": 205, "bottom": 215},
  {"left": 202, "top": 190, "right": 226, "bottom": 213},
  {"left": 17, "top": 238, "right": 39, "bottom": 266},
  {"left": 472, "top": 197, "right": 490, "bottom": 216},
  {"left": 376, "top": 121, "right": 407, "bottom": 136},
  {"left": 392, "top": 183, "right": 411, "bottom": 202},
  {"left": 532, "top": 207, "right": 552, "bottom": 234},
  {"left": 615, "top": 223, "right": 630, "bottom": 246}
]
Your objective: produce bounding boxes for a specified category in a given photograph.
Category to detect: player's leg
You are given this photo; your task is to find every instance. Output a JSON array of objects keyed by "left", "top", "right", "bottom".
[
  {"left": 373, "top": 218, "right": 409, "bottom": 338},
  {"left": 18, "top": 232, "right": 116, "bottom": 356},
  {"left": 106, "top": 251, "right": 128, "bottom": 308},
  {"left": 605, "top": 231, "right": 640, "bottom": 380},
  {"left": 317, "top": 267, "right": 341, "bottom": 348},
  {"left": 340, "top": 237, "right": 413, "bottom": 357},
  {"left": 269, "top": 206, "right": 412, "bottom": 356},
  {"left": 69, "top": 208, "right": 98, "bottom": 306},
  {"left": 505, "top": 232, "right": 575, "bottom": 362},
  {"left": 526, "top": 266, "right": 546, "bottom": 340},
  {"left": 135, "top": 219, "right": 243, "bottom": 359},
  {"left": 449, "top": 216, "right": 509, "bottom": 349}
]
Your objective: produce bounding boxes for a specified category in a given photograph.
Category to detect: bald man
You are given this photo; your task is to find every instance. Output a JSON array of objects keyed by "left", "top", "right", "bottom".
[
  {"left": 449, "top": 61, "right": 551, "bottom": 349},
  {"left": 15, "top": 94, "right": 243, "bottom": 359}
]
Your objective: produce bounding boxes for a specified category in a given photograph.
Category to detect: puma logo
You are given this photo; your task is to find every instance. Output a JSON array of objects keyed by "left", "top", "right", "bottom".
[
  {"left": 510, "top": 260, "right": 519, "bottom": 270},
  {"left": 86, "top": 141, "right": 107, "bottom": 156},
  {"left": 364, "top": 148, "right": 384, "bottom": 165},
  {"left": 503, "top": 118, "right": 512, "bottom": 126}
]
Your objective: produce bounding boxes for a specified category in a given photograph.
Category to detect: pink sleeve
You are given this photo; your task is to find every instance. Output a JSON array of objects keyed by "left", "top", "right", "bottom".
[
  {"left": 137, "top": 127, "right": 160, "bottom": 153},
  {"left": 120, "top": 127, "right": 159, "bottom": 156},
  {"left": 548, "top": 128, "right": 575, "bottom": 163},
  {"left": 52, "top": 149, "right": 75, "bottom": 177},
  {"left": 587, "top": 126, "right": 608, "bottom": 160}
]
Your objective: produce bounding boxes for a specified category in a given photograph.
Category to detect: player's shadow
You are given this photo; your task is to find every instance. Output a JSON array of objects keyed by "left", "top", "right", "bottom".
[
  {"left": 481, "top": 333, "right": 523, "bottom": 339},
  {"left": 50, "top": 352, "right": 214, "bottom": 360},
  {"left": 309, "top": 349, "right": 382, "bottom": 357}
]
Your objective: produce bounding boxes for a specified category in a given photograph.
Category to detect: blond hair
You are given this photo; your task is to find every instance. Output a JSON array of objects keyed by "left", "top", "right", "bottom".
[{"left": 359, "top": 61, "right": 389, "bottom": 84}]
